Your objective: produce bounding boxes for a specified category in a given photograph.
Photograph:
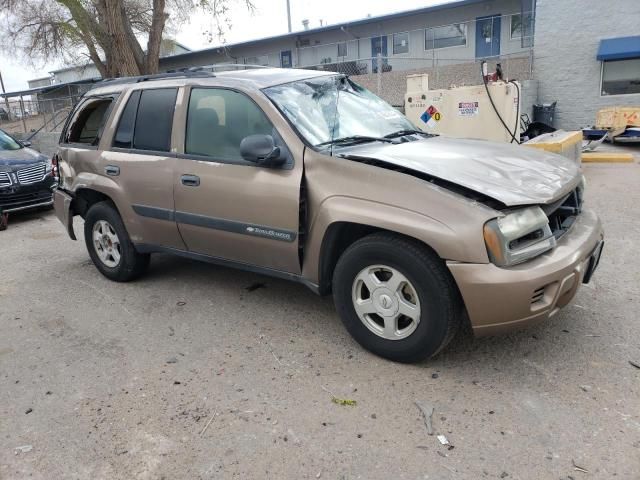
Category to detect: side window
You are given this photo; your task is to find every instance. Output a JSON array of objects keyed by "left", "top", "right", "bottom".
[
  {"left": 185, "top": 88, "right": 273, "bottom": 161},
  {"left": 113, "top": 90, "right": 141, "bottom": 148},
  {"left": 113, "top": 88, "right": 177, "bottom": 152},
  {"left": 64, "top": 97, "right": 113, "bottom": 145},
  {"left": 134, "top": 88, "right": 177, "bottom": 151}
]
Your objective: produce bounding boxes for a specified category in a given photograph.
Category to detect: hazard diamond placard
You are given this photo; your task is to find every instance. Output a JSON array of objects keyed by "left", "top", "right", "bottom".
[{"left": 420, "top": 105, "right": 442, "bottom": 128}]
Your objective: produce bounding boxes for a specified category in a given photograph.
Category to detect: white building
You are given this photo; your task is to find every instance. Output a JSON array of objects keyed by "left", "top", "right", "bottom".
[{"left": 24, "top": 0, "right": 640, "bottom": 129}]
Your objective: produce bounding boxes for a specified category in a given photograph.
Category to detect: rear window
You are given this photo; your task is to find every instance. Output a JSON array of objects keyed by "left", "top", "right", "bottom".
[
  {"left": 113, "top": 88, "right": 177, "bottom": 152},
  {"left": 63, "top": 97, "right": 114, "bottom": 145}
]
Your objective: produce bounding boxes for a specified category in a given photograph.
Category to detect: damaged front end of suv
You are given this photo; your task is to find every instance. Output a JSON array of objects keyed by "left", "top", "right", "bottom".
[{"left": 266, "top": 74, "right": 604, "bottom": 341}]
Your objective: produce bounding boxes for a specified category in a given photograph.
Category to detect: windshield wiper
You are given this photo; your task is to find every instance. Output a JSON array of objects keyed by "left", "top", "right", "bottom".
[
  {"left": 316, "top": 135, "right": 398, "bottom": 147},
  {"left": 384, "top": 129, "right": 433, "bottom": 139}
]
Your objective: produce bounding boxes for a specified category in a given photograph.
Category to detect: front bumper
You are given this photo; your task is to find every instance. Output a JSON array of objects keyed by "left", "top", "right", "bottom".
[
  {"left": 0, "top": 176, "right": 56, "bottom": 213},
  {"left": 448, "top": 208, "right": 604, "bottom": 336}
]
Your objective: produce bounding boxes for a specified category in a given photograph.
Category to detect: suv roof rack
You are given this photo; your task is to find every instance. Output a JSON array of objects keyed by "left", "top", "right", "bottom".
[
  {"left": 99, "top": 64, "right": 273, "bottom": 87},
  {"left": 100, "top": 69, "right": 215, "bottom": 86},
  {"left": 168, "top": 64, "right": 271, "bottom": 73}
]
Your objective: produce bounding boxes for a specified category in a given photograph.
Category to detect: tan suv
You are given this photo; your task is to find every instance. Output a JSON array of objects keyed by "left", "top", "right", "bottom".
[{"left": 53, "top": 68, "right": 604, "bottom": 362}]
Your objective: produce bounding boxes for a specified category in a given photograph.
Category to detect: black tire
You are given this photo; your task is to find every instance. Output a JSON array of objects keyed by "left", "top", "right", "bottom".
[
  {"left": 84, "top": 201, "right": 150, "bottom": 282},
  {"left": 332, "top": 232, "right": 461, "bottom": 363}
]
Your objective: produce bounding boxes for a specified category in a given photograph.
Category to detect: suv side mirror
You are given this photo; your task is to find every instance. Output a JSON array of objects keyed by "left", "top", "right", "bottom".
[
  {"left": 20, "top": 140, "right": 32, "bottom": 148},
  {"left": 240, "top": 134, "right": 285, "bottom": 166}
]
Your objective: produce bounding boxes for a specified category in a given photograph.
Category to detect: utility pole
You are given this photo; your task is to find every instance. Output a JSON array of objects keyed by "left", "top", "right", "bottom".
[{"left": 286, "top": 0, "right": 292, "bottom": 32}]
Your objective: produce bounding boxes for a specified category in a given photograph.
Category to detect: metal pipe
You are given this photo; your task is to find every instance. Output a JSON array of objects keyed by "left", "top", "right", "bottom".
[
  {"left": 286, "top": 0, "right": 292, "bottom": 33},
  {"left": 19, "top": 95, "right": 27, "bottom": 133},
  {"left": 42, "top": 99, "right": 48, "bottom": 132},
  {"left": 376, "top": 53, "right": 382, "bottom": 94}
]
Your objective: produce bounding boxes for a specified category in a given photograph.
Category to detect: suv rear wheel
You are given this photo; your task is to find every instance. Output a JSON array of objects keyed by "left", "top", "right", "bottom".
[
  {"left": 84, "top": 201, "right": 149, "bottom": 282},
  {"left": 332, "top": 232, "right": 461, "bottom": 363}
]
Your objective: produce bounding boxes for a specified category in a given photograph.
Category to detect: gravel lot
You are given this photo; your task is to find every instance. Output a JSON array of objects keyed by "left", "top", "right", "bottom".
[{"left": 1, "top": 162, "right": 639, "bottom": 480}]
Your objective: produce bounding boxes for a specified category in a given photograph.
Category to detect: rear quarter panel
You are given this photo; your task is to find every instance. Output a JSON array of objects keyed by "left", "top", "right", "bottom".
[{"left": 57, "top": 88, "right": 184, "bottom": 249}]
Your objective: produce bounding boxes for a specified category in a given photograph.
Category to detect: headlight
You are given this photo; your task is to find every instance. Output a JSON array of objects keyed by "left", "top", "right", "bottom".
[{"left": 483, "top": 206, "right": 556, "bottom": 266}]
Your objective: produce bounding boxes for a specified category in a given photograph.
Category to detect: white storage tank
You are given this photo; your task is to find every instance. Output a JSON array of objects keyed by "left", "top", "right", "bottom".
[{"left": 405, "top": 74, "right": 521, "bottom": 143}]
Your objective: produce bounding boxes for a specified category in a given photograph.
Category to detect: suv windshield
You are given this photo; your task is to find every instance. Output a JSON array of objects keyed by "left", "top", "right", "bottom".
[
  {"left": 0, "top": 129, "right": 22, "bottom": 151},
  {"left": 264, "top": 75, "right": 418, "bottom": 149}
]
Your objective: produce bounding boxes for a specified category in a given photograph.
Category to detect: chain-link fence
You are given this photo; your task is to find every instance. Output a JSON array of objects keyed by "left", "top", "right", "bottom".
[
  {"left": 300, "top": 52, "right": 533, "bottom": 108},
  {"left": 0, "top": 83, "right": 94, "bottom": 137},
  {"left": 0, "top": 97, "right": 71, "bottom": 136},
  {"left": 1, "top": 12, "right": 534, "bottom": 135}
]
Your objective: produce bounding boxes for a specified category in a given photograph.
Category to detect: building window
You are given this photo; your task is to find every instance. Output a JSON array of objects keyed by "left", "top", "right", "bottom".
[
  {"left": 425, "top": 23, "right": 467, "bottom": 50},
  {"left": 510, "top": 12, "right": 534, "bottom": 39},
  {"left": 245, "top": 56, "right": 258, "bottom": 65},
  {"left": 337, "top": 42, "right": 347, "bottom": 57},
  {"left": 601, "top": 58, "right": 640, "bottom": 96},
  {"left": 393, "top": 32, "right": 409, "bottom": 54}
]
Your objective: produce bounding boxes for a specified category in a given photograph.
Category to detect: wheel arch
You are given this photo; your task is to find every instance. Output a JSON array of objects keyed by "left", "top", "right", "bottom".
[
  {"left": 303, "top": 197, "right": 470, "bottom": 294},
  {"left": 73, "top": 188, "right": 116, "bottom": 218},
  {"left": 314, "top": 221, "right": 460, "bottom": 296},
  {"left": 68, "top": 172, "right": 125, "bottom": 219}
]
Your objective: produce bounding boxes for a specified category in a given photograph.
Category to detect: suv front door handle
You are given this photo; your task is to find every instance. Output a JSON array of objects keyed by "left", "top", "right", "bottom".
[{"left": 181, "top": 174, "right": 200, "bottom": 187}]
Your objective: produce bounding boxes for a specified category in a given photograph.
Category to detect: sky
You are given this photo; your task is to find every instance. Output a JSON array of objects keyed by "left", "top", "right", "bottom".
[{"left": 0, "top": 0, "right": 445, "bottom": 92}]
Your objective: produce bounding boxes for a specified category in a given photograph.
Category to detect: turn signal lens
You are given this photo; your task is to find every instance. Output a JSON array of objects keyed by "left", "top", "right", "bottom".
[{"left": 483, "top": 224, "right": 504, "bottom": 265}]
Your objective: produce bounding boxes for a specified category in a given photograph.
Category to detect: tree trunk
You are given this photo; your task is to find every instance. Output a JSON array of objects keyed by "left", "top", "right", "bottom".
[
  {"left": 145, "top": 0, "right": 167, "bottom": 74},
  {"left": 61, "top": 0, "right": 170, "bottom": 78},
  {"left": 122, "top": 5, "right": 146, "bottom": 72},
  {"left": 103, "top": 0, "right": 141, "bottom": 76}
]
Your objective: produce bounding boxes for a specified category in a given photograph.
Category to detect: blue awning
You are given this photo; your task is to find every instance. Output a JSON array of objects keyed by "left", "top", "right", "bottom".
[{"left": 597, "top": 36, "right": 640, "bottom": 61}]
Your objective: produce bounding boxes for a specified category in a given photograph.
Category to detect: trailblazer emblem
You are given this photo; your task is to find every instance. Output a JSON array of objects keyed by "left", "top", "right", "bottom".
[{"left": 245, "top": 225, "right": 294, "bottom": 242}]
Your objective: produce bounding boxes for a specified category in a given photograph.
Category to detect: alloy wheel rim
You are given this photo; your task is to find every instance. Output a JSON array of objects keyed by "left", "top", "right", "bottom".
[
  {"left": 351, "top": 264, "right": 421, "bottom": 340},
  {"left": 92, "top": 220, "right": 121, "bottom": 268}
]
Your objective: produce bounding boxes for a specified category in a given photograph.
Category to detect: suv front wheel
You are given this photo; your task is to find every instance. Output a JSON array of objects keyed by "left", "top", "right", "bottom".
[
  {"left": 332, "top": 233, "right": 461, "bottom": 363},
  {"left": 84, "top": 201, "right": 150, "bottom": 282}
]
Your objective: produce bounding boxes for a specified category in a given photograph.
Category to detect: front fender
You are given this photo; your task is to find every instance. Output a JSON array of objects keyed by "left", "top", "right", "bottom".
[{"left": 302, "top": 195, "right": 488, "bottom": 285}]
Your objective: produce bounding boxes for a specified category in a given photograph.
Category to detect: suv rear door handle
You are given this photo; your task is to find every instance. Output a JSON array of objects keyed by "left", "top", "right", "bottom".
[
  {"left": 105, "top": 165, "right": 120, "bottom": 176},
  {"left": 181, "top": 174, "right": 200, "bottom": 187}
]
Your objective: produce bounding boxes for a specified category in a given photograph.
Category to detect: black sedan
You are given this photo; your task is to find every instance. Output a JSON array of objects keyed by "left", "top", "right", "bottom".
[{"left": 0, "top": 129, "right": 56, "bottom": 226}]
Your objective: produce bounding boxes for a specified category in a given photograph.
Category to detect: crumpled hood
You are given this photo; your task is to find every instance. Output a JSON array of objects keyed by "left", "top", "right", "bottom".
[
  {"left": 340, "top": 137, "right": 580, "bottom": 206},
  {"left": 0, "top": 147, "right": 47, "bottom": 169}
]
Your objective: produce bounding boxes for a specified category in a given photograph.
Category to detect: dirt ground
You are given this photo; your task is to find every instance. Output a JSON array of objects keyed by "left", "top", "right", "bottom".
[{"left": 1, "top": 161, "right": 639, "bottom": 480}]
